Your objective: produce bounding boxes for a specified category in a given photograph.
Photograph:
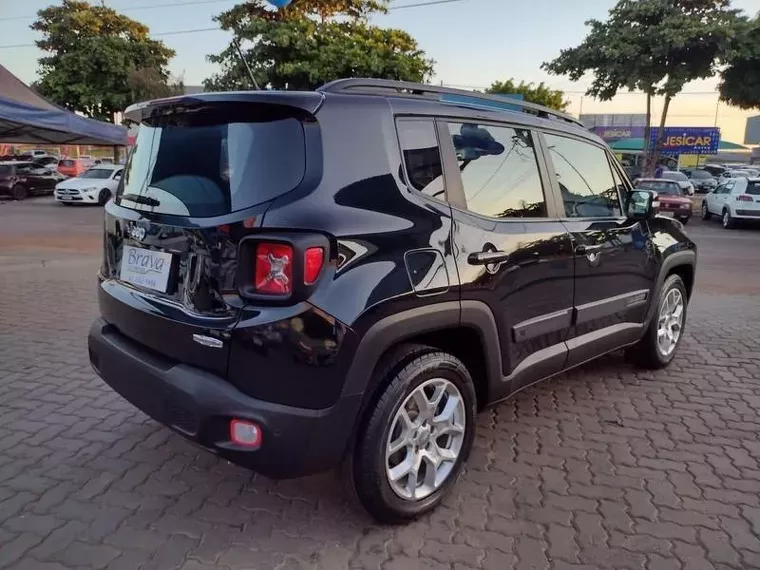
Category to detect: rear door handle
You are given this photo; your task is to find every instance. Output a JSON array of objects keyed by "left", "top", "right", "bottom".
[
  {"left": 468, "top": 250, "right": 510, "bottom": 265},
  {"left": 574, "top": 244, "right": 603, "bottom": 255}
]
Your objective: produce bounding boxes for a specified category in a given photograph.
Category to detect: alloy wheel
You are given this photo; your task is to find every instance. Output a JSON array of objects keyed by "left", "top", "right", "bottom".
[
  {"left": 385, "top": 378, "right": 465, "bottom": 501},
  {"left": 657, "top": 288, "right": 684, "bottom": 357}
]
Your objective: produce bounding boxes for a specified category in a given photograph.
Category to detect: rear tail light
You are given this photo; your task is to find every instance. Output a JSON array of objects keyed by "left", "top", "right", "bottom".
[
  {"left": 239, "top": 233, "right": 330, "bottom": 301},
  {"left": 304, "top": 247, "right": 324, "bottom": 285},
  {"left": 255, "top": 243, "right": 293, "bottom": 295},
  {"left": 737, "top": 195, "right": 753, "bottom": 202}
]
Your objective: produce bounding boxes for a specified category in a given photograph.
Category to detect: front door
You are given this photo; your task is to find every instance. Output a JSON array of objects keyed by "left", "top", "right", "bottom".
[
  {"left": 443, "top": 120, "right": 575, "bottom": 402},
  {"left": 539, "top": 131, "right": 658, "bottom": 367}
]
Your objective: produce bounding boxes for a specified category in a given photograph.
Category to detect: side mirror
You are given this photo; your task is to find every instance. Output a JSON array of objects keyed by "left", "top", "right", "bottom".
[{"left": 626, "top": 189, "right": 658, "bottom": 220}]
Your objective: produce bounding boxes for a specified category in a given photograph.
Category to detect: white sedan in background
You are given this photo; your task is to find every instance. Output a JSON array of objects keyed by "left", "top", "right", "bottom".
[{"left": 55, "top": 164, "right": 123, "bottom": 206}]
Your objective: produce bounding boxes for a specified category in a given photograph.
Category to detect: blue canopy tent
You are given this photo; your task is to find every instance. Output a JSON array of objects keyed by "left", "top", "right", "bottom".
[{"left": 0, "top": 64, "right": 127, "bottom": 146}]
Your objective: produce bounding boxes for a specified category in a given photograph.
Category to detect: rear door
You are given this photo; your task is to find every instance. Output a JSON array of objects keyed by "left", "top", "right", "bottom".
[
  {"left": 711, "top": 181, "right": 734, "bottom": 213},
  {"left": 100, "top": 98, "right": 319, "bottom": 377},
  {"left": 444, "top": 119, "right": 575, "bottom": 401},
  {"left": 539, "top": 131, "right": 658, "bottom": 367}
]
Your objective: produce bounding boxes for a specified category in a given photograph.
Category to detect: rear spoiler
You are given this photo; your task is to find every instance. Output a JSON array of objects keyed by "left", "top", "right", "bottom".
[{"left": 124, "top": 91, "right": 325, "bottom": 125}]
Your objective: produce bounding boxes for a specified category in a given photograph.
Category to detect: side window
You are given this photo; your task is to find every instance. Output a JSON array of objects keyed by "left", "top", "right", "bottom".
[
  {"left": 544, "top": 133, "right": 622, "bottom": 218},
  {"left": 446, "top": 122, "right": 546, "bottom": 218},
  {"left": 397, "top": 119, "right": 445, "bottom": 201}
]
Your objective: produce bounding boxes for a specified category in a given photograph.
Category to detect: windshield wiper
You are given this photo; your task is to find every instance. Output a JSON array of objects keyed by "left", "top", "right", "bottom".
[{"left": 121, "top": 193, "right": 160, "bottom": 207}]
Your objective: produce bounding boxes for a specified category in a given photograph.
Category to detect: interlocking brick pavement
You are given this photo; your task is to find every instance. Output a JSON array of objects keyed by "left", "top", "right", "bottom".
[{"left": 2, "top": 201, "right": 760, "bottom": 569}]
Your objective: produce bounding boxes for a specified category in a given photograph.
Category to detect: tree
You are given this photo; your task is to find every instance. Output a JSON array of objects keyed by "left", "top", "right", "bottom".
[
  {"left": 543, "top": 0, "right": 745, "bottom": 175},
  {"left": 127, "top": 68, "right": 185, "bottom": 103},
  {"left": 486, "top": 79, "right": 568, "bottom": 111},
  {"left": 203, "top": 0, "right": 433, "bottom": 92},
  {"left": 32, "top": 0, "right": 176, "bottom": 121},
  {"left": 720, "top": 16, "right": 760, "bottom": 110}
]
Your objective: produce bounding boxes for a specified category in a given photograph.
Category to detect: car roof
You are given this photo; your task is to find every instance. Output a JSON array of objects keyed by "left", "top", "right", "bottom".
[
  {"left": 0, "top": 161, "right": 30, "bottom": 166},
  {"left": 125, "top": 78, "right": 599, "bottom": 144},
  {"left": 637, "top": 178, "right": 679, "bottom": 183},
  {"left": 88, "top": 163, "right": 120, "bottom": 170}
]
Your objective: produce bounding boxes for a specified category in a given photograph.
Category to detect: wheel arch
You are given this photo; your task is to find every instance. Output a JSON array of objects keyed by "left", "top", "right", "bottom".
[
  {"left": 343, "top": 301, "right": 503, "bottom": 420},
  {"left": 646, "top": 249, "right": 696, "bottom": 324}
]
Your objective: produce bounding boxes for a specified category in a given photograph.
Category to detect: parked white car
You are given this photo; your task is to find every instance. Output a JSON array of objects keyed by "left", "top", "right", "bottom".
[
  {"left": 660, "top": 170, "right": 695, "bottom": 196},
  {"left": 701, "top": 177, "right": 760, "bottom": 229},
  {"left": 54, "top": 164, "right": 123, "bottom": 206}
]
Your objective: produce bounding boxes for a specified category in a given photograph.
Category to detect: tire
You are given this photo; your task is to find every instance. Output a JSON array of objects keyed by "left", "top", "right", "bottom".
[
  {"left": 347, "top": 345, "right": 477, "bottom": 524},
  {"left": 97, "top": 188, "right": 111, "bottom": 206},
  {"left": 722, "top": 208, "right": 735, "bottom": 229},
  {"left": 626, "top": 274, "right": 688, "bottom": 370},
  {"left": 679, "top": 217, "right": 689, "bottom": 225},
  {"left": 701, "top": 202, "right": 710, "bottom": 220},
  {"left": 11, "top": 184, "right": 27, "bottom": 201}
]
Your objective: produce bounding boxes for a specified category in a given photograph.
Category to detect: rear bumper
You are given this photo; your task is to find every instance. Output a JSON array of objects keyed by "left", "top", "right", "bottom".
[
  {"left": 735, "top": 209, "right": 760, "bottom": 218},
  {"left": 88, "top": 318, "right": 361, "bottom": 478}
]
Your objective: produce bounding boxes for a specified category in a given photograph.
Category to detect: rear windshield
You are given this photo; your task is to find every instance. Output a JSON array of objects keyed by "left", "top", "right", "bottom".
[
  {"left": 747, "top": 182, "right": 760, "bottom": 196},
  {"left": 0, "top": 165, "right": 12, "bottom": 175},
  {"left": 690, "top": 170, "right": 712, "bottom": 179},
  {"left": 636, "top": 180, "right": 683, "bottom": 195},
  {"left": 116, "top": 105, "right": 306, "bottom": 217},
  {"left": 59, "top": 160, "right": 75, "bottom": 167}
]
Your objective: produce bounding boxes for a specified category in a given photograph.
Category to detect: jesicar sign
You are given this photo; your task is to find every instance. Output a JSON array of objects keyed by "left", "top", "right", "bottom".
[{"left": 649, "top": 127, "right": 721, "bottom": 155}]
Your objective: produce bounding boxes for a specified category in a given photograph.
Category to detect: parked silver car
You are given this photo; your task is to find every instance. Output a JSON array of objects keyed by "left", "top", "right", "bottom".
[{"left": 660, "top": 170, "right": 695, "bottom": 196}]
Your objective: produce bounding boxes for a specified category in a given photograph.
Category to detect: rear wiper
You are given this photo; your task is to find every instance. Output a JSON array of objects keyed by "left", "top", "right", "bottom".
[{"left": 121, "top": 193, "right": 160, "bottom": 207}]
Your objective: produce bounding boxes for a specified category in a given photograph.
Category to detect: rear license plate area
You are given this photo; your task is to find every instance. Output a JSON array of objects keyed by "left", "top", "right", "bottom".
[{"left": 119, "top": 245, "right": 174, "bottom": 293}]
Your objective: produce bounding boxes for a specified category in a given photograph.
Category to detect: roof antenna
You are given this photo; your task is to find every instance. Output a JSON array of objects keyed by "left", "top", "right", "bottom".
[{"left": 232, "top": 34, "right": 260, "bottom": 90}]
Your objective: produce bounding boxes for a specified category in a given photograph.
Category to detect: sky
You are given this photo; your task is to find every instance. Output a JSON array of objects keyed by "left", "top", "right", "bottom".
[{"left": 1, "top": 0, "right": 758, "bottom": 143}]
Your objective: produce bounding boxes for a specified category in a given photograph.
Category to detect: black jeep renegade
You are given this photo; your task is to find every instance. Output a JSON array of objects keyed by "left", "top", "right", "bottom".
[{"left": 88, "top": 79, "right": 696, "bottom": 523}]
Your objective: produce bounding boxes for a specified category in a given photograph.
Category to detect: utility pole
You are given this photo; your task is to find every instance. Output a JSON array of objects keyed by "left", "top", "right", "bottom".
[{"left": 714, "top": 98, "right": 720, "bottom": 127}]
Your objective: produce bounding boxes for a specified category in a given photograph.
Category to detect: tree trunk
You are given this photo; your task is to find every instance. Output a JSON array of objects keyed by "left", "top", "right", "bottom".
[
  {"left": 643, "top": 92, "right": 652, "bottom": 176},
  {"left": 649, "top": 94, "right": 672, "bottom": 176}
]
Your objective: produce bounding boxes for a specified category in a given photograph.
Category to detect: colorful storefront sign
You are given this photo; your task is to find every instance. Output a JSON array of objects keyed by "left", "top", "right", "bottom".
[
  {"left": 649, "top": 127, "right": 720, "bottom": 155},
  {"left": 591, "top": 126, "right": 646, "bottom": 141}
]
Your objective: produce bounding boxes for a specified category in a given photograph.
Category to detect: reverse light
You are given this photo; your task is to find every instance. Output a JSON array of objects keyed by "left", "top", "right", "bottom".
[
  {"left": 255, "top": 243, "right": 293, "bottom": 295},
  {"left": 304, "top": 247, "right": 324, "bottom": 285},
  {"left": 230, "top": 419, "right": 262, "bottom": 448}
]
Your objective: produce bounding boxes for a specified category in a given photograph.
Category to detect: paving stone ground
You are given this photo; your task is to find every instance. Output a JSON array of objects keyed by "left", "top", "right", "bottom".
[{"left": 2, "top": 198, "right": 760, "bottom": 569}]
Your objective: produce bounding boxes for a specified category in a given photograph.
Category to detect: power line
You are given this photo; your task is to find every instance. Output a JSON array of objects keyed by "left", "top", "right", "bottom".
[
  {"left": 0, "top": 0, "right": 475, "bottom": 50},
  {"left": 0, "top": 0, "right": 468, "bottom": 24},
  {"left": 390, "top": 0, "right": 471, "bottom": 10},
  {"left": 0, "top": 0, "right": 236, "bottom": 22}
]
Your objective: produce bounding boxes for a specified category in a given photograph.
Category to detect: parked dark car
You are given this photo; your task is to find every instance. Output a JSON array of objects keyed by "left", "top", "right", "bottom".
[
  {"left": 0, "top": 161, "right": 63, "bottom": 200},
  {"left": 88, "top": 79, "right": 697, "bottom": 523},
  {"left": 634, "top": 178, "right": 692, "bottom": 223},
  {"left": 682, "top": 168, "right": 717, "bottom": 193},
  {"left": 32, "top": 156, "right": 60, "bottom": 168}
]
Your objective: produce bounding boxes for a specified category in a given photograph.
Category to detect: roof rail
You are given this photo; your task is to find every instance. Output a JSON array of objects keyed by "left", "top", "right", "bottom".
[{"left": 318, "top": 78, "right": 584, "bottom": 128}]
